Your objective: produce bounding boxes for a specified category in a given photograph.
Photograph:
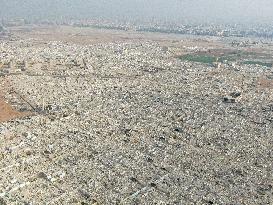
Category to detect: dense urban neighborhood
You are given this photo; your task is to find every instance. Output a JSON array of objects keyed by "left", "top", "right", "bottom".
[{"left": 1, "top": 15, "right": 273, "bottom": 204}]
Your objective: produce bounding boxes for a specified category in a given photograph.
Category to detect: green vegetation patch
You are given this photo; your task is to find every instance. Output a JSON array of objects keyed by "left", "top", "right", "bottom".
[
  {"left": 243, "top": 61, "right": 272, "bottom": 67},
  {"left": 179, "top": 54, "right": 217, "bottom": 65},
  {"left": 178, "top": 51, "right": 273, "bottom": 68},
  {"left": 178, "top": 54, "right": 235, "bottom": 65},
  {"left": 75, "top": 24, "right": 127, "bottom": 31}
]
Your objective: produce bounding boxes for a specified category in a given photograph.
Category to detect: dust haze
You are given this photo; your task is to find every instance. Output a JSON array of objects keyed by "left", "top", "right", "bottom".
[{"left": 1, "top": 0, "right": 273, "bottom": 24}]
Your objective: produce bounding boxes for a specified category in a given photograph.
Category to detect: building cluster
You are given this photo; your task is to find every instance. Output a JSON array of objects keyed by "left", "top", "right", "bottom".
[
  {"left": 0, "top": 41, "right": 92, "bottom": 75},
  {"left": 0, "top": 39, "right": 175, "bottom": 79},
  {"left": 70, "top": 19, "right": 273, "bottom": 38},
  {"left": 0, "top": 31, "right": 273, "bottom": 204},
  {"left": 2, "top": 17, "right": 273, "bottom": 39}
]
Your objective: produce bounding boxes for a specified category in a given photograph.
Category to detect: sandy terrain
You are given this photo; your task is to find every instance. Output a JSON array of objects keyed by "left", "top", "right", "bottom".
[
  {"left": 0, "top": 79, "right": 30, "bottom": 123},
  {"left": 0, "top": 100, "right": 28, "bottom": 122},
  {"left": 9, "top": 25, "right": 225, "bottom": 48}
]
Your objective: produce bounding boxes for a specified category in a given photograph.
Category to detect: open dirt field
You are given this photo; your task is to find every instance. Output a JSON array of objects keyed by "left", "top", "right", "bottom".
[
  {"left": 0, "top": 79, "right": 30, "bottom": 123},
  {"left": 0, "top": 100, "right": 28, "bottom": 123},
  {"left": 9, "top": 25, "right": 226, "bottom": 48}
]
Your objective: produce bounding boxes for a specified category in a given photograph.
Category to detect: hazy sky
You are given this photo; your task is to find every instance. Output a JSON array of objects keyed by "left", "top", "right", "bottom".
[{"left": 0, "top": 0, "right": 273, "bottom": 24}]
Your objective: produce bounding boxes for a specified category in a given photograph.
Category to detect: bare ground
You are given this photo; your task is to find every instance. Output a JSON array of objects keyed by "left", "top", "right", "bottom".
[{"left": 0, "top": 78, "right": 30, "bottom": 122}]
